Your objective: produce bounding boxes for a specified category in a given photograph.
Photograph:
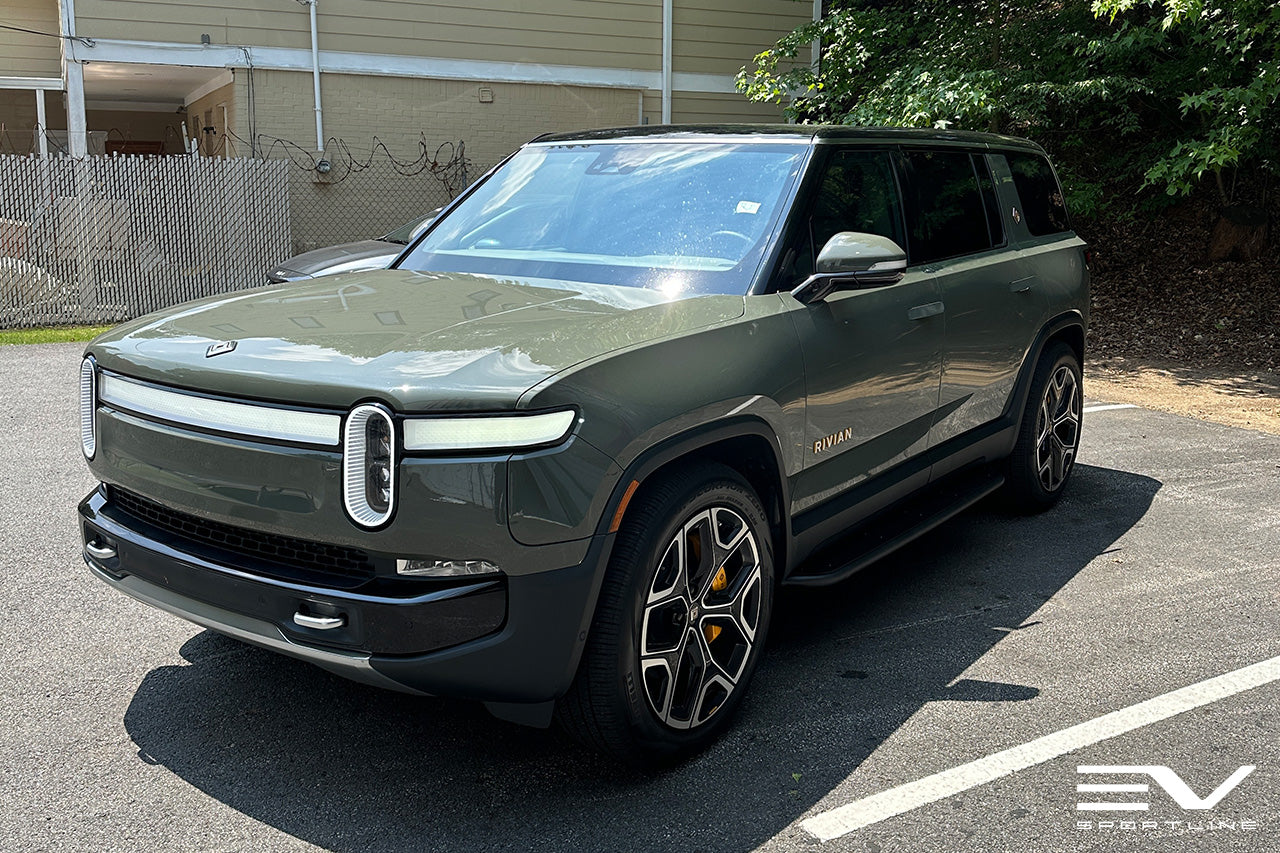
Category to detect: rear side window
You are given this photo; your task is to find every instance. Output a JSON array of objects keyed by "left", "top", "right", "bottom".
[
  {"left": 902, "top": 150, "right": 995, "bottom": 263},
  {"left": 1006, "top": 152, "right": 1071, "bottom": 236}
]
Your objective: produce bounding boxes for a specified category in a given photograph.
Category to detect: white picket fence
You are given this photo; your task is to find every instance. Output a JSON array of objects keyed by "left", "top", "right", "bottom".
[{"left": 0, "top": 155, "right": 290, "bottom": 328}]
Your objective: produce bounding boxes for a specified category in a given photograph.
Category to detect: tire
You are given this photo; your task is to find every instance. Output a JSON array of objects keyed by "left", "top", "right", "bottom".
[
  {"left": 555, "top": 462, "right": 774, "bottom": 764},
  {"left": 1003, "top": 342, "right": 1082, "bottom": 512}
]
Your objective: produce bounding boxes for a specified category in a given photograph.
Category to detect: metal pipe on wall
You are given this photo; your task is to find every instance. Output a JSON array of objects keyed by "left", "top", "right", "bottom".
[
  {"left": 661, "top": 0, "right": 672, "bottom": 124},
  {"left": 298, "top": 0, "right": 324, "bottom": 153}
]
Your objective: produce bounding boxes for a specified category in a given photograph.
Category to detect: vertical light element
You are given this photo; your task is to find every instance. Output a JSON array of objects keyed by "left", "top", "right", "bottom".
[
  {"left": 661, "top": 0, "right": 672, "bottom": 124},
  {"left": 810, "top": 0, "right": 823, "bottom": 70},
  {"left": 343, "top": 404, "right": 396, "bottom": 528},
  {"left": 79, "top": 357, "right": 96, "bottom": 459},
  {"left": 34, "top": 90, "right": 48, "bottom": 158},
  {"left": 60, "top": 0, "right": 87, "bottom": 158},
  {"left": 306, "top": 0, "right": 324, "bottom": 152}
]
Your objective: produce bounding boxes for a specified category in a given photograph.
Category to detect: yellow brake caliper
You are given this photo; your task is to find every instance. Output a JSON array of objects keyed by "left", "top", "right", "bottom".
[{"left": 703, "top": 566, "right": 728, "bottom": 643}]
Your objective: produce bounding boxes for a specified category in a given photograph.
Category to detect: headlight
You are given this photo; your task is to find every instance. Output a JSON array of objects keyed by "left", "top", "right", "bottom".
[
  {"left": 342, "top": 404, "right": 396, "bottom": 527},
  {"left": 79, "top": 356, "right": 96, "bottom": 459},
  {"left": 403, "top": 410, "right": 576, "bottom": 452}
]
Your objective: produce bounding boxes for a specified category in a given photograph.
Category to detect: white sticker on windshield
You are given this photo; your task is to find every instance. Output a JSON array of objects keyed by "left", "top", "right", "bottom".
[{"left": 736, "top": 201, "right": 761, "bottom": 215}]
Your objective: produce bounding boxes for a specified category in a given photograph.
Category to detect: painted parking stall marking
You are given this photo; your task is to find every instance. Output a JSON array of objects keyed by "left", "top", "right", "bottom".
[
  {"left": 1083, "top": 403, "right": 1138, "bottom": 413},
  {"left": 801, "top": 654, "right": 1280, "bottom": 841}
]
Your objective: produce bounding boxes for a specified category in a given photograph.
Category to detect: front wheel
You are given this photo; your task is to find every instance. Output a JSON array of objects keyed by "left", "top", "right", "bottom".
[
  {"left": 556, "top": 463, "right": 774, "bottom": 763},
  {"left": 1003, "top": 342, "right": 1082, "bottom": 512}
]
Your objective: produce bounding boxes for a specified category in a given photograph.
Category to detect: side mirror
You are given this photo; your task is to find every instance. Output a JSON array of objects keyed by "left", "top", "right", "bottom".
[
  {"left": 791, "top": 232, "right": 908, "bottom": 305},
  {"left": 411, "top": 208, "right": 444, "bottom": 239}
]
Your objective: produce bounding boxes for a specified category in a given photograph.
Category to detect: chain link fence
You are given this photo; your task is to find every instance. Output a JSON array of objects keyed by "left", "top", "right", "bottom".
[
  {"left": 246, "top": 136, "right": 471, "bottom": 255},
  {"left": 0, "top": 137, "right": 471, "bottom": 328},
  {"left": 0, "top": 154, "right": 290, "bottom": 328}
]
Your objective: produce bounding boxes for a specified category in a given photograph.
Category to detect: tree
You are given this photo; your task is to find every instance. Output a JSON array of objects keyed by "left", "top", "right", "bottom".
[
  {"left": 737, "top": 0, "right": 1280, "bottom": 212},
  {"left": 1093, "top": 0, "right": 1280, "bottom": 203}
]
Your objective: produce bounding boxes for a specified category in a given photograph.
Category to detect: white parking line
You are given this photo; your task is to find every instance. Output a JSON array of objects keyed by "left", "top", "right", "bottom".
[
  {"left": 1083, "top": 403, "right": 1138, "bottom": 413},
  {"left": 801, "top": 654, "right": 1280, "bottom": 841}
]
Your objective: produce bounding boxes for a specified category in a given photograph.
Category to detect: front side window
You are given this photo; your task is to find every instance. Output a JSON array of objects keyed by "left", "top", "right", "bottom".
[
  {"left": 399, "top": 141, "right": 807, "bottom": 295},
  {"left": 902, "top": 150, "right": 993, "bottom": 264},
  {"left": 775, "top": 148, "right": 904, "bottom": 289},
  {"left": 1006, "top": 152, "right": 1071, "bottom": 237}
]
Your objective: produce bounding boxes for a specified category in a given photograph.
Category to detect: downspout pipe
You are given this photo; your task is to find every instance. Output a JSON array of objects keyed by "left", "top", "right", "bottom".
[
  {"left": 661, "top": 0, "right": 672, "bottom": 124},
  {"left": 302, "top": 0, "right": 323, "bottom": 152}
]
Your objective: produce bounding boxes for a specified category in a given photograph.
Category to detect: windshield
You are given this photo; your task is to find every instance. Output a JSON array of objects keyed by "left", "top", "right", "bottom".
[{"left": 398, "top": 141, "right": 807, "bottom": 295}]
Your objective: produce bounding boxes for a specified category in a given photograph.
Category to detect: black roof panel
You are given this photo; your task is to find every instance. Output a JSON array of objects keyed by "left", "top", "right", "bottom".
[{"left": 531, "top": 124, "right": 1044, "bottom": 152}]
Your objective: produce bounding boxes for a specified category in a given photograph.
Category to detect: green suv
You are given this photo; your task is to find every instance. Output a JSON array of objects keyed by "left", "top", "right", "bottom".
[{"left": 78, "top": 126, "right": 1087, "bottom": 761}]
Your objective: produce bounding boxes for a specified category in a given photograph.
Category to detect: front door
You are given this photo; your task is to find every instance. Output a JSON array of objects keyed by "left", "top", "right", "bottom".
[{"left": 781, "top": 148, "right": 944, "bottom": 513}]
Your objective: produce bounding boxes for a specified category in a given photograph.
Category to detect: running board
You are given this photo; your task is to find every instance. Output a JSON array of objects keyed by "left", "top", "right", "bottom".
[{"left": 785, "top": 468, "right": 1005, "bottom": 587}]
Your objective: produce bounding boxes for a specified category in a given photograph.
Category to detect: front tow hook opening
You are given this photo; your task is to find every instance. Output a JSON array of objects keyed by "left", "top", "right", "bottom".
[
  {"left": 293, "top": 610, "right": 346, "bottom": 631},
  {"left": 85, "top": 539, "right": 117, "bottom": 561}
]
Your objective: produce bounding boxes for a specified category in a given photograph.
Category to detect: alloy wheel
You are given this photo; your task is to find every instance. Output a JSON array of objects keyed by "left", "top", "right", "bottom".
[
  {"left": 1035, "top": 364, "right": 1081, "bottom": 492},
  {"left": 638, "top": 506, "right": 763, "bottom": 730}
]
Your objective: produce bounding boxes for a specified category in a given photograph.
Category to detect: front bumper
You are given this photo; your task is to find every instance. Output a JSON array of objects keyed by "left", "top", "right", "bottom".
[{"left": 80, "top": 488, "right": 609, "bottom": 704}]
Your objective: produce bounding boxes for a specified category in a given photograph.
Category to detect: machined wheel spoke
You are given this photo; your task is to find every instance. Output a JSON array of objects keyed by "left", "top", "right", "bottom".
[{"left": 700, "top": 564, "right": 763, "bottom": 644}]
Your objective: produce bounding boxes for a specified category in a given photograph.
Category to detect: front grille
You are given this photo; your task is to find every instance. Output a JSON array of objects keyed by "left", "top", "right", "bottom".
[{"left": 111, "top": 488, "right": 375, "bottom": 583}]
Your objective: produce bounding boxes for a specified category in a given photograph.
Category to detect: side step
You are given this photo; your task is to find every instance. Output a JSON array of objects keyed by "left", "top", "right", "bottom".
[{"left": 785, "top": 467, "right": 1005, "bottom": 587}]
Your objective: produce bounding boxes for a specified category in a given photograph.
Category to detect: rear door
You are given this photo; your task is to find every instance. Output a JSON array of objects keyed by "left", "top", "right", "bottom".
[{"left": 899, "top": 149, "right": 1045, "bottom": 448}]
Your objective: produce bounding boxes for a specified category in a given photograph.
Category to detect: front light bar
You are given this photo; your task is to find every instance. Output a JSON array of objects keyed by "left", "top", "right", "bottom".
[{"left": 402, "top": 410, "right": 576, "bottom": 452}]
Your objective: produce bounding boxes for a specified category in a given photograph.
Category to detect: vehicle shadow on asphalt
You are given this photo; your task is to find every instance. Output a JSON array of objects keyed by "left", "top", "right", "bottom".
[{"left": 122, "top": 463, "right": 1160, "bottom": 852}]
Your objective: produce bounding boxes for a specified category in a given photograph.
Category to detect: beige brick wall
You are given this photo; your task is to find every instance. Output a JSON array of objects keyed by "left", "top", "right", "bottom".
[{"left": 236, "top": 69, "right": 641, "bottom": 166}]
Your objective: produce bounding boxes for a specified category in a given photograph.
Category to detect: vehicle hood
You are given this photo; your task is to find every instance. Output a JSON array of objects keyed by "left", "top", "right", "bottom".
[
  {"left": 270, "top": 239, "right": 399, "bottom": 278},
  {"left": 88, "top": 270, "right": 746, "bottom": 411}
]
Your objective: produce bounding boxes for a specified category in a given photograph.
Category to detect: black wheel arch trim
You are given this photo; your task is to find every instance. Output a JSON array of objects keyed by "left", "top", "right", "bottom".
[
  {"left": 1004, "top": 311, "right": 1086, "bottom": 426},
  {"left": 557, "top": 417, "right": 792, "bottom": 699}
]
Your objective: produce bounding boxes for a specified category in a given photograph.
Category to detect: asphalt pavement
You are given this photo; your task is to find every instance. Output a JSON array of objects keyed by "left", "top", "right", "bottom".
[{"left": 2, "top": 342, "right": 1278, "bottom": 853}]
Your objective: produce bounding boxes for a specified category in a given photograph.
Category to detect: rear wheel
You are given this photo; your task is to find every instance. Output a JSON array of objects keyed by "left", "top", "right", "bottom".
[
  {"left": 1003, "top": 342, "right": 1082, "bottom": 512},
  {"left": 556, "top": 463, "right": 774, "bottom": 763}
]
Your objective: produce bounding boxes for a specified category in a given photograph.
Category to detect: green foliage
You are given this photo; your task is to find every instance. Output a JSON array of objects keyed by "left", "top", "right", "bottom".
[
  {"left": 1094, "top": 0, "right": 1280, "bottom": 199},
  {"left": 737, "top": 0, "right": 1280, "bottom": 210}
]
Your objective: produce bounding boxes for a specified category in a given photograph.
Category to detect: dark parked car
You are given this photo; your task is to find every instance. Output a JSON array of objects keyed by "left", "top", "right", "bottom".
[
  {"left": 265, "top": 210, "right": 439, "bottom": 283},
  {"left": 79, "top": 126, "right": 1087, "bottom": 762}
]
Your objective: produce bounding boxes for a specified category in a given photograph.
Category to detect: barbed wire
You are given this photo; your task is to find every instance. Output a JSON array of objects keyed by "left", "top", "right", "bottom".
[
  {"left": 0, "top": 125, "right": 470, "bottom": 195},
  {"left": 229, "top": 130, "right": 471, "bottom": 195}
]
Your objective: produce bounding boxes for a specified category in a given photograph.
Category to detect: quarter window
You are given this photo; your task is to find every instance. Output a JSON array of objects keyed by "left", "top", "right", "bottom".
[
  {"left": 1006, "top": 152, "right": 1071, "bottom": 237},
  {"left": 902, "top": 150, "right": 993, "bottom": 264}
]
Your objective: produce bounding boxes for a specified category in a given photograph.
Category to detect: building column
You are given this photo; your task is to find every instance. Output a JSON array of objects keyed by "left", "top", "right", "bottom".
[
  {"left": 59, "top": 0, "right": 87, "bottom": 157},
  {"left": 64, "top": 61, "right": 86, "bottom": 157},
  {"left": 34, "top": 89, "right": 48, "bottom": 157}
]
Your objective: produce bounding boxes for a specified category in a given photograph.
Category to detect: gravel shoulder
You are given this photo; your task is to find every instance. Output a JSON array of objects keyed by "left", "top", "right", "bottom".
[{"left": 1086, "top": 356, "right": 1280, "bottom": 435}]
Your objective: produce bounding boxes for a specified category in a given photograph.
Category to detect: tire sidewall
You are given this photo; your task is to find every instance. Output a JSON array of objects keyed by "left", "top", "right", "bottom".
[
  {"left": 613, "top": 474, "right": 774, "bottom": 756},
  {"left": 1015, "top": 344, "right": 1082, "bottom": 505}
]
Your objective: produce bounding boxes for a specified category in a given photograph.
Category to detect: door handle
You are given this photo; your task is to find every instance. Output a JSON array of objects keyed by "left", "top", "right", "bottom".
[
  {"left": 907, "top": 301, "right": 944, "bottom": 321},
  {"left": 1009, "top": 276, "right": 1036, "bottom": 293}
]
